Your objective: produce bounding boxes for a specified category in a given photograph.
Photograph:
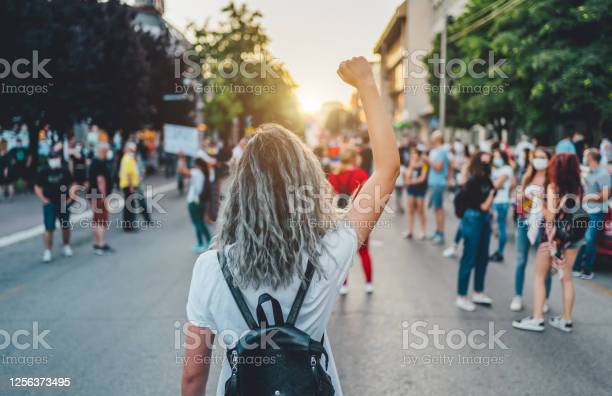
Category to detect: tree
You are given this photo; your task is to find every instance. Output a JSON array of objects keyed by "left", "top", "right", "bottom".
[
  {"left": 190, "top": 1, "right": 303, "bottom": 138},
  {"left": 425, "top": 0, "right": 611, "bottom": 142},
  {"left": 0, "top": 0, "right": 186, "bottom": 134}
]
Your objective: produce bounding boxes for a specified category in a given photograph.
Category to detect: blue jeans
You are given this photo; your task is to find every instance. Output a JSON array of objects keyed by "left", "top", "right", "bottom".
[
  {"left": 188, "top": 201, "right": 211, "bottom": 246},
  {"left": 573, "top": 212, "right": 605, "bottom": 274},
  {"left": 514, "top": 217, "right": 551, "bottom": 297},
  {"left": 492, "top": 203, "right": 509, "bottom": 255},
  {"left": 457, "top": 209, "right": 491, "bottom": 296}
]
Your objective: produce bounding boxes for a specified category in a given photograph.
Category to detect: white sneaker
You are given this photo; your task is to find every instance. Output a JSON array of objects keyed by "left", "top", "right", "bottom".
[
  {"left": 63, "top": 245, "right": 73, "bottom": 257},
  {"left": 42, "top": 249, "right": 52, "bottom": 263},
  {"left": 548, "top": 316, "right": 573, "bottom": 333},
  {"left": 543, "top": 301, "right": 550, "bottom": 314},
  {"left": 510, "top": 296, "right": 523, "bottom": 312},
  {"left": 442, "top": 244, "right": 458, "bottom": 258},
  {"left": 339, "top": 285, "right": 349, "bottom": 296},
  {"left": 472, "top": 293, "right": 493, "bottom": 305},
  {"left": 365, "top": 283, "right": 374, "bottom": 294},
  {"left": 512, "top": 316, "right": 545, "bottom": 332},
  {"left": 572, "top": 270, "right": 582, "bottom": 278},
  {"left": 456, "top": 297, "right": 476, "bottom": 312}
]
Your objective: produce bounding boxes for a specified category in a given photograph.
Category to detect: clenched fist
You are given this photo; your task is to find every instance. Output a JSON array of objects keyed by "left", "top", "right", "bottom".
[{"left": 337, "top": 56, "right": 375, "bottom": 89}]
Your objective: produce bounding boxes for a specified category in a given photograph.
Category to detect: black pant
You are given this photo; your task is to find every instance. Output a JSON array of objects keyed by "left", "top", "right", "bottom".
[{"left": 122, "top": 187, "right": 151, "bottom": 229}]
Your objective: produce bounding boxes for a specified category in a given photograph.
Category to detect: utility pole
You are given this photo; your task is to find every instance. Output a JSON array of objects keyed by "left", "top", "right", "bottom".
[{"left": 438, "top": 11, "right": 447, "bottom": 135}]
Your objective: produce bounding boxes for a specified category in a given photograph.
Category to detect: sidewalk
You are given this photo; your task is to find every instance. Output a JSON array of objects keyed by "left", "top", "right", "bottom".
[{"left": 0, "top": 174, "right": 178, "bottom": 242}]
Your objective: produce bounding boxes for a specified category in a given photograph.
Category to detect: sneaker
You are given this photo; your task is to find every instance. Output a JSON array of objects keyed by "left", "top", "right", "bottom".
[
  {"left": 63, "top": 245, "right": 73, "bottom": 257},
  {"left": 456, "top": 297, "right": 476, "bottom": 312},
  {"left": 42, "top": 249, "right": 52, "bottom": 263},
  {"left": 339, "top": 285, "right": 349, "bottom": 296},
  {"left": 572, "top": 270, "right": 583, "bottom": 278},
  {"left": 365, "top": 283, "right": 374, "bottom": 294},
  {"left": 512, "top": 316, "right": 545, "bottom": 332},
  {"left": 489, "top": 252, "right": 503, "bottom": 262},
  {"left": 472, "top": 293, "right": 493, "bottom": 305},
  {"left": 101, "top": 244, "right": 115, "bottom": 254},
  {"left": 403, "top": 231, "right": 413, "bottom": 240},
  {"left": 432, "top": 234, "right": 445, "bottom": 246},
  {"left": 93, "top": 246, "right": 106, "bottom": 256},
  {"left": 510, "top": 296, "right": 523, "bottom": 312},
  {"left": 579, "top": 272, "right": 594, "bottom": 280},
  {"left": 548, "top": 316, "right": 573, "bottom": 333},
  {"left": 543, "top": 301, "right": 550, "bottom": 314},
  {"left": 442, "top": 244, "right": 458, "bottom": 258}
]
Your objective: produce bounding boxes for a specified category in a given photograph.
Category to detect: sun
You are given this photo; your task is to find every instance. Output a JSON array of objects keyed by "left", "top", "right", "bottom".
[{"left": 297, "top": 91, "right": 321, "bottom": 114}]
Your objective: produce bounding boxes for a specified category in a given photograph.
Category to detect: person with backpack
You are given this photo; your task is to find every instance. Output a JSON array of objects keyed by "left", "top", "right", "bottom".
[
  {"left": 455, "top": 151, "right": 496, "bottom": 311},
  {"left": 328, "top": 148, "right": 372, "bottom": 295},
  {"left": 178, "top": 152, "right": 214, "bottom": 253},
  {"left": 181, "top": 57, "right": 400, "bottom": 396},
  {"left": 513, "top": 153, "right": 583, "bottom": 333}
]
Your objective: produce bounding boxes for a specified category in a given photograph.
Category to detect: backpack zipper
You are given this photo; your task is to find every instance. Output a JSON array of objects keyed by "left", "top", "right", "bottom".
[{"left": 231, "top": 350, "right": 238, "bottom": 373}]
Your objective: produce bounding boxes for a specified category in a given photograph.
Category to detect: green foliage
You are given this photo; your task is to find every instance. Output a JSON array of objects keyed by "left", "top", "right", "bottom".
[
  {"left": 0, "top": 0, "right": 187, "bottom": 133},
  {"left": 190, "top": 1, "right": 303, "bottom": 138},
  {"left": 425, "top": 0, "right": 611, "bottom": 141}
]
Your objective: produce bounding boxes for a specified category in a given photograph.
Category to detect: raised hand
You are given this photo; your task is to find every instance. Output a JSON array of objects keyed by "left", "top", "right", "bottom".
[{"left": 337, "top": 56, "right": 375, "bottom": 89}]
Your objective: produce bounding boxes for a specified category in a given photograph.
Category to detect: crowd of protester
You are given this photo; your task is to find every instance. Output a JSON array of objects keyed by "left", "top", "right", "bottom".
[
  {"left": 313, "top": 128, "right": 611, "bottom": 333},
  {"left": 0, "top": 122, "right": 240, "bottom": 264}
]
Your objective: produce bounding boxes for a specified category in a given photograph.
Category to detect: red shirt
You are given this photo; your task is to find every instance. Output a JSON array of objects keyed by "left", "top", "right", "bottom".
[{"left": 328, "top": 168, "right": 368, "bottom": 195}]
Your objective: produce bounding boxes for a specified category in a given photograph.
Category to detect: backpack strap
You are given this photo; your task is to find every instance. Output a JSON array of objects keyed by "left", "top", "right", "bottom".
[
  {"left": 218, "top": 250, "right": 259, "bottom": 330},
  {"left": 286, "top": 261, "right": 315, "bottom": 326}
]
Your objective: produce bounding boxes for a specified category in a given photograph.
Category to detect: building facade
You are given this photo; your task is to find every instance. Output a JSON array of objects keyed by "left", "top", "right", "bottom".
[{"left": 374, "top": 0, "right": 467, "bottom": 137}]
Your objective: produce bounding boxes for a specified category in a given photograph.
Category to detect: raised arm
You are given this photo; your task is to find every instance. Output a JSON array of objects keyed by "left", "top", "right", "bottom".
[{"left": 337, "top": 57, "right": 400, "bottom": 244}]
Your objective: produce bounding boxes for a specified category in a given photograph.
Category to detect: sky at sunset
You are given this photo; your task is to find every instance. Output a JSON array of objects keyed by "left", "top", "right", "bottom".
[{"left": 163, "top": 0, "right": 401, "bottom": 109}]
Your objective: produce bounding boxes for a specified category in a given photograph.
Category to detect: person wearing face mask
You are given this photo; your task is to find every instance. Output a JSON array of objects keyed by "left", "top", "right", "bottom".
[
  {"left": 510, "top": 148, "right": 552, "bottom": 312},
  {"left": 8, "top": 138, "right": 31, "bottom": 194},
  {"left": 34, "top": 151, "right": 75, "bottom": 263},
  {"left": 455, "top": 151, "right": 496, "bottom": 311},
  {"left": 489, "top": 150, "right": 514, "bottom": 262},
  {"left": 572, "top": 149, "right": 610, "bottom": 279}
]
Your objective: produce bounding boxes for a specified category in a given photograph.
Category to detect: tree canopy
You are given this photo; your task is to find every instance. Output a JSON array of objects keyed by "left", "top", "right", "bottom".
[
  {"left": 425, "top": 0, "right": 611, "bottom": 142},
  {"left": 190, "top": 1, "right": 303, "bottom": 138}
]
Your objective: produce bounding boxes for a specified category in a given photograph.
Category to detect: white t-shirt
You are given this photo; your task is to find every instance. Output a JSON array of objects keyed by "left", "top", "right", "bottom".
[
  {"left": 186, "top": 168, "right": 204, "bottom": 204},
  {"left": 186, "top": 222, "right": 358, "bottom": 396},
  {"left": 492, "top": 165, "right": 513, "bottom": 204}
]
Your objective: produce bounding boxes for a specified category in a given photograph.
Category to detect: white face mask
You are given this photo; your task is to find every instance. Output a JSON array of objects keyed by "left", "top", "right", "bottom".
[
  {"left": 48, "top": 158, "right": 61, "bottom": 169},
  {"left": 532, "top": 158, "right": 548, "bottom": 171},
  {"left": 493, "top": 157, "right": 504, "bottom": 168}
]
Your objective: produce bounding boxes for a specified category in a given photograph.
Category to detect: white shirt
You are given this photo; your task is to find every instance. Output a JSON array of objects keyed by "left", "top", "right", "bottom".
[
  {"left": 186, "top": 168, "right": 204, "bottom": 204},
  {"left": 186, "top": 222, "right": 358, "bottom": 396},
  {"left": 492, "top": 165, "right": 513, "bottom": 204}
]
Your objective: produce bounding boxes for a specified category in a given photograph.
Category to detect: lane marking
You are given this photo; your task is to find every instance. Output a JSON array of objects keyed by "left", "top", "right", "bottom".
[{"left": 0, "top": 182, "right": 176, "bottom": 249}]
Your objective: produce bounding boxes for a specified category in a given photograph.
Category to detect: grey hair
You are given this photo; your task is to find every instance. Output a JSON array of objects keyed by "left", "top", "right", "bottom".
[{"left": 216, "top": 123, "right": 340, "bottom": 290}]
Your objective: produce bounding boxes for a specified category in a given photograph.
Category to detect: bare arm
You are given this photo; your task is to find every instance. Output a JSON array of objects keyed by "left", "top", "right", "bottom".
[
  {"left": 337, "top": 57, "right": 400, "bottom": 244},
  {"left": 177, "top": 153, "right": 192, "bottom": 177},
  {"left": 181, "top": 325, "right": 214, "bottom": 396},
  {"left": 34, "top": 185, "right": 49, "bottom": 204}
]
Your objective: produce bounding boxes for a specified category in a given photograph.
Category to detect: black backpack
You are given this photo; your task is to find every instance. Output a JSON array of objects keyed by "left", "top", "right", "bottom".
[
  {"left": 218, "top": 252, "right": 334, "bottom": 396},
  {"left": 453, "top": 187, "right": 467, "bottom": 218},
  {"left": 198, "top": 170, "right": 212, "bottom": 204}
]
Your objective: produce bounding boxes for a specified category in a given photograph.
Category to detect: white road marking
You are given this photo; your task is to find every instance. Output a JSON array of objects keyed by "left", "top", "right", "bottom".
[{"left": 0, "top": 182, "right": 177, "bottom": 249}]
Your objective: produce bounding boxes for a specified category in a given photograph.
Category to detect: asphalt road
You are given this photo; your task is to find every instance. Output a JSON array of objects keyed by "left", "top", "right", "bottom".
[{"left": 0, "top": 186, "right": 611, "bottom": 395}]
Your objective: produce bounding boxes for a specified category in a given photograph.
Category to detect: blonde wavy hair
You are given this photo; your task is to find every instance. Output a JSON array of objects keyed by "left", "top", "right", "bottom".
[{"left": 216, "top": 123, "right": 340, "bottom": 289}]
